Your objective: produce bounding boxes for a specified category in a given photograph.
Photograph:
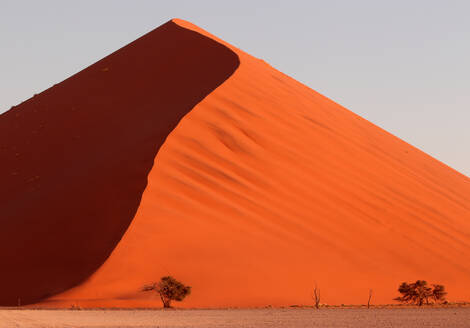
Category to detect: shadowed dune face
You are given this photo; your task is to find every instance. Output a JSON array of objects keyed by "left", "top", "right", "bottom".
[{"left": 0, "top": 21, "right": 239, "bottom": 306}]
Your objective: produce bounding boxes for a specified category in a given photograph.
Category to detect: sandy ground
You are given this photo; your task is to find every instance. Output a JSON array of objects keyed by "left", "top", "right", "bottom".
[{"left": 1, "top": 308, "right": 470, "bottom": 328}]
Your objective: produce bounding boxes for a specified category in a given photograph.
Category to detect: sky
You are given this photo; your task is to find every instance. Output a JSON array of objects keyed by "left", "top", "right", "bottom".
[{"left": 1, "top": 0, "right": 469, "bottom": 176}]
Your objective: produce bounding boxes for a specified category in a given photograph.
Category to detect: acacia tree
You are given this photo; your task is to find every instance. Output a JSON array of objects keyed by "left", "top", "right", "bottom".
[
  {"left": 394, "top": 280, "right": 446, "bottom": 306},
  {"left": 142, "top": 276, "right": 191, "bottom": 308}
]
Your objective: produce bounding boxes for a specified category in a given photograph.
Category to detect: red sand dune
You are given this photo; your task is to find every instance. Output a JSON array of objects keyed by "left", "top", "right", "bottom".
[{"left": 2, "top": 19, "right": 470, "bottom": 308}]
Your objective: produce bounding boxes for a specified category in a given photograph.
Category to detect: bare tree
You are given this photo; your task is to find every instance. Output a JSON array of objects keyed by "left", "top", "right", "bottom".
[
  {"left": 311, "top": 284, "right": 321, "bottom": 309},
  {"left": 367, "top": 289, "right": 373, "bottom": 309}
]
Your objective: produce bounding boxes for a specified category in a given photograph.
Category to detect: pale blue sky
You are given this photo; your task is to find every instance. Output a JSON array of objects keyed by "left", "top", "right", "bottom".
[{"left": 1, "top": 0, "right": 469, "bottom": 176}]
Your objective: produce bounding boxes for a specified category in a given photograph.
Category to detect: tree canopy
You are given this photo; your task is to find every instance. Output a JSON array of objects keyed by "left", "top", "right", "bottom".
[
  {"left": 142, "top": 276, "right": 191, "bottom": 308},
  {"left": 394, "top": 280, "right": 447, "bottom": 306}
]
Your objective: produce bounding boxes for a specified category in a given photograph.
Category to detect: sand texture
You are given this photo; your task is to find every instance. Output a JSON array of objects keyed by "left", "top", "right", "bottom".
[
  {"left": 1, "top": 19, "right": 469, "bottom": 308},
  {"left": 2, "top": 309, "right": 470, "bottom": 328}
]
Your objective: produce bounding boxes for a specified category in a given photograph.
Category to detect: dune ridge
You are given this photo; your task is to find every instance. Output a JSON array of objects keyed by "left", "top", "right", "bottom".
[{"left": 2, "top": 18, "right": 470, "bottom": 308}]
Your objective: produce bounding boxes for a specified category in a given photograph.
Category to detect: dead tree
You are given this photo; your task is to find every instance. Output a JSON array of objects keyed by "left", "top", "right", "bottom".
[
  {"left": 367, "top": 289, "right": 373, "bottom": 309},
  {"left": 311, "top": 284, "right": 321, "bottom": 309}
]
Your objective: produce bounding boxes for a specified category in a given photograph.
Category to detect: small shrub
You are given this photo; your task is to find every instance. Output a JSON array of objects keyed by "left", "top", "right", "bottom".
[{"left": 70, "top": 304, "right": 81, "bottom": 310}]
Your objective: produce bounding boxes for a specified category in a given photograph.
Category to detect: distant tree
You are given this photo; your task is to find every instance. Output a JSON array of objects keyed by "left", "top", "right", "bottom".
[
  {"left": 142, "top": 276, "right": 191, "bottom": 308},
  {"left": 394, "top": 280, "right": 446, "bottom": 306}
]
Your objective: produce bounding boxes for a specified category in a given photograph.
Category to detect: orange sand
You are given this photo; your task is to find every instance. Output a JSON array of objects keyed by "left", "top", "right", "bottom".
[{"left": 3, "top": 19, "right": 470, "bottom": 308}]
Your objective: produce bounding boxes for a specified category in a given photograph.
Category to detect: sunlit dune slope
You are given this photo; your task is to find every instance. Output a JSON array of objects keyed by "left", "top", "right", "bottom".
[
  {"left": 44, "top": 19, "right": 470, "bottom": 307},
  {"left": 0, "top": 20, "right": 239, "bottom": 306}
]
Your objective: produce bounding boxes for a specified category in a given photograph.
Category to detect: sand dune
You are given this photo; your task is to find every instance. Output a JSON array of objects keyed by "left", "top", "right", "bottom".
[{"left": 1, "top": 19, "right": 469, "bottom": 308}]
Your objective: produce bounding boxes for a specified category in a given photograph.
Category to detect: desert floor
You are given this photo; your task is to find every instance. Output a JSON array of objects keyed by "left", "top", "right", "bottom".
[{"left": 1, "top": 308, "right": 470, "bottom": 328}]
